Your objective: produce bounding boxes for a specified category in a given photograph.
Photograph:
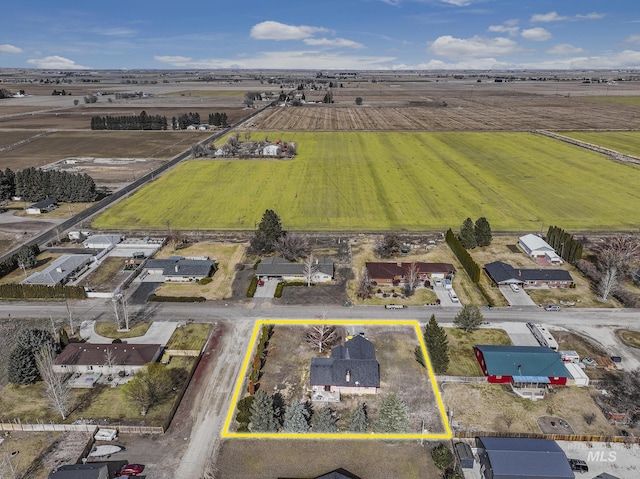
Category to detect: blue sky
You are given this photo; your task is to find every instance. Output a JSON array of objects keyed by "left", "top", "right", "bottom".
[{"left": 1, "top": 0, "right": 640, "bottom": 70}]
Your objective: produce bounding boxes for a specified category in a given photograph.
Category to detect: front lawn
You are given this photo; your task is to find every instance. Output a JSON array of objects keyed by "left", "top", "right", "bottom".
[
  {"left": 444, "top": 328, "right": 512, "bottom": 376},
  {"left": 165, "top": 323, "right": 212, "bottom": 351},
  {"left": 94, "top": 321, "right": 151, "bottom": 339}
]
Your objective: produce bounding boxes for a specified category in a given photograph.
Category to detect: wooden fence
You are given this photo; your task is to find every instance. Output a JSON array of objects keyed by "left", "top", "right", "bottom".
[
  {"left": 454, "top": 429, "right": 640, "bottom": 444},
  {"left": 0, "top": 422, "right": 164, "bottom": 434}
]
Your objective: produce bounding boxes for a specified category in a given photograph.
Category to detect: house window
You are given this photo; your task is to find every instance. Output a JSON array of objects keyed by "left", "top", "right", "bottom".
[
  {"left": 496, "top": 375, "right": 502, "bottom": 380},
  {"left": 88, "top": 366, "right": 93, "bottom": 371},
  {"left": 324, "top": 385, "right": 331, "bottom": 392}
]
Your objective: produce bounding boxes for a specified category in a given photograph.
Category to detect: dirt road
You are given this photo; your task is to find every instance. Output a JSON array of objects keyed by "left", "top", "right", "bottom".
[{"left": 170, "top": 317, "right": 254, "bottom": 478}]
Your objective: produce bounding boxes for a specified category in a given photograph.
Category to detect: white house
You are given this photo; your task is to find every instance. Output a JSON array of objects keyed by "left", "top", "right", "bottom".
[
  {"left": 83, "top": 234, "right": 122, "bottom": 250},
  {"left": 518, "top": 234, "right": 563, "bottom": 265},
  {"left": 21, "top": 254, "right": 92, "bottom": 286},
  {"left": 262, "top": 144, "right": 281, "bottom": 156},
  {"left": 255, "top": 257, "right": 334, "bottom": 283},
  {"left": 25, "top": 198, "right": 57, "bottom": 215},
  {"left": 53, "top": 343, "right": 163, "bottom": 376}
]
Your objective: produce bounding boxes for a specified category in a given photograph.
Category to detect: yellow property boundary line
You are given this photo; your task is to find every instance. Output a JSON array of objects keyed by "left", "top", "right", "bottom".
[{"left": 222, "top": 319, "right": 452, "bottom": 440}]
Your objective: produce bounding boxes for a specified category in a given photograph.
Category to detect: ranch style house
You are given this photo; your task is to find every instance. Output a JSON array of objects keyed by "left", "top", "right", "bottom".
[{"left": 310, "top": 334, "right": 380, "bottom": 402}]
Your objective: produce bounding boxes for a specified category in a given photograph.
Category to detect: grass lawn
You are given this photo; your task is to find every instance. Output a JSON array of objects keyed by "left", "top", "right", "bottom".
[
  {"left": 165, "top": 323, "right": 212, "bottom": 350},
  {"left": 0, "top": 432, "right": 61, "bottom": 479},
  {"left": 0, "top": 382, "right": 83, "bottom": 422},
  {"left": 561, "top": 130, "right": 640, "bottom": 158},
  {"left": 78, "top": 257, "right": 127, "bottom": 291},
  {"left": 444, "top": 328, "right": 512, "bottom": 376},
  {"left": 93, "top": 132, "right": 640, "bottom": 231},
  {"left": 217, "top": 439, "right": 442, "bottom": 479},
  {"left": 442, "top": 383, "right": 616, "bottom": 436},
  {"left": 154, "top": 242, "right": 246, "bottom": 300},
  {"left": 94, "top": 321, "right": 151, "bottom": 339},
  {"left": 616, "top": 329, "right": 640, "bottom": 349}
]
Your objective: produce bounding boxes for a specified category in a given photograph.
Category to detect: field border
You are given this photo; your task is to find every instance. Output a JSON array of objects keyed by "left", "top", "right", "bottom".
[{"left": 222, "top": 319, "right": 452, "bottom": 440}]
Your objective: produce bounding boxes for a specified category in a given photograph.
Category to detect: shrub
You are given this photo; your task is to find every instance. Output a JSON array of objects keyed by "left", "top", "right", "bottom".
[
  {"left": 431, "top": 444, "right": 454, "bottom": 470},
  {"left": 247, "top": 277, "right": 259, "bottom": 297},
  {"left": 253, "top": 259, "right": 262, "bottom": 270},
  {"left": 274, "top": 282, "right": 283, "bottom": 298},
  {"left": 198, "top": 277, "right": 213, "bottom": 285}
]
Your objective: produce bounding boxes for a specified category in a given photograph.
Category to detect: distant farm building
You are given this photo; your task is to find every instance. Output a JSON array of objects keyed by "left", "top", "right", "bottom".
[
  {"left": 25, "top": 198, "right": 57, "bottom": 215},
  {"left": 82, "top": 234, "right": 122, "bottom": 250},
  {"left": 518, "top": 234, "right": 563, "bottom": 265}
]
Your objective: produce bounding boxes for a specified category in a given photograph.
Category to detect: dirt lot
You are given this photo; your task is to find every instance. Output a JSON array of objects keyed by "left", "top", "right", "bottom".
[
  {"left": 0, "top": 431, "right": 63, "bottom": 479},
  {"left": 442, "top": 382, "right": 617, "bottom": 436},
  {"left": 551, "top": 330, "right": 621, "bottom": 380},
  {"left": 78, "top": 257, "right": 129, "bottom": 292},
  {"left": 236, "top": 324, "right": 446, "bottom": 435},
  {"left": 216, "top": 439, "right": 443, "bottom": 479}
]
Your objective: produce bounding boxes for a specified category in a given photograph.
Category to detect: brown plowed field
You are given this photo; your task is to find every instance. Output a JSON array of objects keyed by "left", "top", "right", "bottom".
[{"left": 251, "top": 96, "right": 640, "bottom": 131}]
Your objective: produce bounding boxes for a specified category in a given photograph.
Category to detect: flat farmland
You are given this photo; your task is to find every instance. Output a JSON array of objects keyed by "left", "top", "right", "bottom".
[
  {"left": 0, "top": 130, "right": 210, "bottom": 171},
  {"left": 93, "top": 131, "right": 640, "bottom": 231},
  {"left": 561, "top": 131, "right": 640, "bottom": 157}
]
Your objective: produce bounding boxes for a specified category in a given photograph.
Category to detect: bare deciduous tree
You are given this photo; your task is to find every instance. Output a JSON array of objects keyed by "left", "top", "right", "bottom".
[
  {"left": 598, "top": 265, "right": 618, "bottom": 302},
  {"left": 104, "top": 348, "right": 116, "bottom": 372},
  {"left": 306, "top": 313, "right": 338, "bottom": 353},
  {"left": 36, "top": 345, "right": 71, "bottom": 420},
  {"left": 276, "top": 233, "right": 309, "bottom": 261},
  {"left": 403, "top": 262, "right": 420, "bottom": 297},
  {"left": 302, "top": 254, "right": 318, "bottom": 287},
  {"left": 357, "top": 266, "right": 373, "bottom": 299}
]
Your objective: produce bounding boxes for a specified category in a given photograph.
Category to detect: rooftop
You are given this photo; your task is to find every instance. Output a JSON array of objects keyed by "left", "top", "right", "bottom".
[{"left": 475, "top": 345, "right": 568, "bottom": 378}]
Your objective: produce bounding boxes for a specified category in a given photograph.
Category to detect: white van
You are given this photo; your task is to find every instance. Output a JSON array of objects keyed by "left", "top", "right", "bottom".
[
  {"left": 448, "top": 290, "right": 459, "bottom": 302},
  {"left": 94, "top": 428, "right": 118, "bottom": 441}
]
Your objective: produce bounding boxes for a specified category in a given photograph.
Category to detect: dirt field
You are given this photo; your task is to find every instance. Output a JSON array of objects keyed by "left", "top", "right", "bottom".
[
  {"left": 442, "top": 382, "right": 617, "bottom": 436},
  {"left": 236, "top": 324, "right": 446, "bottom": 435},
  {"left": 216, "top": 439, "right": 442, "bottom": 479}
]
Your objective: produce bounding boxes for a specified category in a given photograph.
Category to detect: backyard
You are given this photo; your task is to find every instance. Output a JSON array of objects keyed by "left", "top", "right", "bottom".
[{"left": 444, "top": 328, "right": 512, "bottom": 377}]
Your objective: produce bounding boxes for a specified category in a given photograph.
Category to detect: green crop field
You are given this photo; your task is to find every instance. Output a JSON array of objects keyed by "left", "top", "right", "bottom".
[
  {"left": 561, "top": 131, "right": 640, "bottom": 157},
  {"left": 93, "top": 132, "right": 640, "bottom": 231}
]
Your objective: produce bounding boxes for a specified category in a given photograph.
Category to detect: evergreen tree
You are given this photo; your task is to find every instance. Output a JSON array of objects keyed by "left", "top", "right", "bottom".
[
  {"left": 17, "top": 245, "right": 37, "bottom": 269},
  {"left": 348, "top": 402, "right": 369, "bottom": 432},
  {"left": 8, "top": 328, "right": 56, "bottom": 385},
  {"left": 249, "top": 389, "right": 278, "bottom": 432},
  {"left": 453, "top": 304, "right": 484, "bottom": 332},
  {"left": 312, "top": 406, "right": 338, "bottom": 433},
  {"left": 374, "top": 393, "right": 409, "bottom": 433},
  {"left": 283, "top": 401, "right": 310, "bottom": 433},
  {"left": 423, "top": 314, "right": 450, "bottom": 374},
  {"left": 458, "top": 217, "right": 477, "bottom": 249},
  {"left": 474, "top": 217, "right": 493, "bottom": 247},
  {"left": 250, "top": 209, "right": 285, "bottom": 254}
]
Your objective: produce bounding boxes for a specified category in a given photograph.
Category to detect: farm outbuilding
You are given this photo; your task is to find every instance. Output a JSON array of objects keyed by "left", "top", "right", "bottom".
[
  {"left": 518, "top": 234, "right": 563, "bottom": 265},
  {"left": 25, "top": 198, "right": 57, "bottom": 215},
  {"left": 83, "top": 234, "right": 122, "bottom": 250},
  {"left": 454, "top": 442, "right": 475, "bottom": 469},
  {"left": 476, "top": 437, "right": 574, "bottom": 479}
]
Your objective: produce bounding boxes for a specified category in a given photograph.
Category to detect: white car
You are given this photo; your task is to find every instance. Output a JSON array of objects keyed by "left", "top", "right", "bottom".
[
  {"left": 510, "top": 284, "right": 520, "bottom": 292},
  {"left": 448, "top": 290, "right": 459, "bottom": 302}
]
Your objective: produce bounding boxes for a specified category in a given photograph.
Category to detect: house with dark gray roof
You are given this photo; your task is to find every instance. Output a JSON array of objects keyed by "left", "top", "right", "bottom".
[
  {"left": 476, "top": 437, "right": 574, "bottom": 479},
  {"left": 256, "top": 256, "right": 334, "bottom": 283},
  {"left": 26, "top": 198, "right": 57, "bottom": 215},
  {"left": 310, "top": 334, "right": 379, "bottom": 402},
  {"left": 143, "top": 256, "right": 215, "bottom": 282},
  {"left": 365, "top": 261, "right": 456, "bottom": 285},
  {"left": 47, "top": 463, "right": 109, "bottom": 479},
  {"left": 21, "top": 254, "right": 92, "bottom": 286},
  {"left": 484, "top": 261, "right": 573, "bottom": 288}
]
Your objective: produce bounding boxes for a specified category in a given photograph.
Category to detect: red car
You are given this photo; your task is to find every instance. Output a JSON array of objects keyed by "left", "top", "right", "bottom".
[{"left": 116, "top": 464, "right": 145, "bottom": 476}]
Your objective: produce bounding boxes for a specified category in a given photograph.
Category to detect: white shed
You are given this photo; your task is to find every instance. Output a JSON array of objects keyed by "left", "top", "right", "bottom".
[
  {"left": 565, "top": 362, "right": 589, "bottom": 387},
  {"left": 263, "top": 144, "right": 281, "bottom": 156}
]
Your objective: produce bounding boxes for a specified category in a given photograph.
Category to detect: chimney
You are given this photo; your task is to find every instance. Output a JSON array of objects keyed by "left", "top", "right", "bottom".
[
  {"left": 345, "top": 369, "right": 351, "bottom": 383},
  {"left": 56, "top": 267, "right": 63, "bottom": 273},
  {"left": 175, "top": 265, "right": 179, "bottom": 273}
]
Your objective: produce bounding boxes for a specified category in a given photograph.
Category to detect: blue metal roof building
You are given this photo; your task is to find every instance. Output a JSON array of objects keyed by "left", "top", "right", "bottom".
[{"left": 477, "top": 437, "right": 574, "bottom": 479}]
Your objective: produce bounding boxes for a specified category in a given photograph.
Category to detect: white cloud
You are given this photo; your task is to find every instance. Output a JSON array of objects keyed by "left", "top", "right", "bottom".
[
  {"left": 518, "top": 50, "right": 640, "bottom": 70},
  {"left": 154, "top": 50, "right": 395, "bottom": 70},
  {"left": 304, "top": 37, "right": 364, "bottom": 49},
  {"left": 530, "top": 11, "right": 567, "bottom": 23},
  {"left": 396, "top": 57, "right": 506, "bottom": 70},
  {"left": 0, "top": 44, "right": 23, "bottom": 54},
  {"left": 250, "top": 21, "right": 328, "bottom": 41},
  {"left": 546, "top": 44, "right": 585, "bottom": 55},
  {"left": 521, "top": 27, "right": 552, "bottom": 42},
  {"left": 440, "top": 0, "right": 473, "bottom": 6},
  {"left": 429, "top": 35, "right": 518, "bottom": 58},
  {"left": 576, "top": 12, "right": 605, "bottom": 20},
  {"left": 26, "top": 56, "right": 90, "bottom": 69},
  {"left": 625, "top": 34, "right": 640, "bottom": 44},
  {"left": 91, "top": 27, "right": 136, "bottom": 37},
  {"left": 488, "top": 25, "right": 519, "bottom": 36},
  {"left": 154, "top": 55, "right": 192, "bottom": 63}
]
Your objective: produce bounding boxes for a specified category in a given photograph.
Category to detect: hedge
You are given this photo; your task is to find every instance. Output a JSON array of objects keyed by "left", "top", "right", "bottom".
[
  {"left": 247, "top": 277, "right": 258, "bottom": 297},
  {"left": 198, "top": 277, "right": 213, "bottom": 285},
  {"left": 274, "top": 282, "right": 283, "bottom": 298},
  {"left": 445, "top": 229, "right": 481, "bottom": 283},
  {"left": 0, "top": 283, "right": 86, "bottom": 299}
]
